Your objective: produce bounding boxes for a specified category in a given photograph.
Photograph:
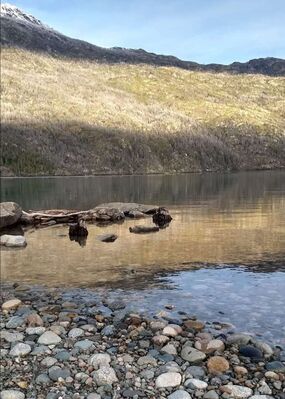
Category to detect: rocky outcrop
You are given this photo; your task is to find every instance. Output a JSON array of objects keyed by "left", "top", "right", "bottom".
[{"left": 0, "top": 202, "right": 22, "bottom": 229}]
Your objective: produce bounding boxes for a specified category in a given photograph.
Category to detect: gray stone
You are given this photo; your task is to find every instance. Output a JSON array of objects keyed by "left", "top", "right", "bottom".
[
  {"left": 0, "top": 390, "right": 25, "bottom": 399},
  {"left": 168, "top": 390, "right": 192, "bottom": 399},
  {"left": 227, "top": 334, "right": 251, "bottom": 346},
  {"left": 203, "top": 391, "right": 219, "bottom": 399},
  {"left": 0, "top": 235, "right": 26, "bottom": 248},
  {"left": 55, "top": 350, "right": 71, "bottom": 361},
  {"left": 185, "top": 366, "right": 205, "bottom": 379},
  {"left": 93, "top": 366, "right": 118, "bottom": 386},
  {"left": 74, "top": 339, "right": 95, "bottom": 351},
  {"left": 48, "top": 366, "right": 71, "bottom": 381},
  {"left": 156, "top": 372, "right": 182, "bottom": 388},
  {"left": 185, "top": 378, "right": 208, "bottom": 390},
  {"left": 223, "top": 385, "right": 253, "bottom": 398},
  {"left": 87, "top": 394, "right": 101, "bottom": 399},
  {"left": 35, "top": 373, "right": 51, "bottom": 385},
  {"left": 101, "top": 325, "right": 114, "bottom": 336},
  {"left": 140, "top": 370, "right": 155, "bottom": 380},
  {"left": 1, "top": 331, "right": 24, "bottom": 343},
  {"left": 0, "top": 202, "right": 22, "bottom": 229},
  {"left": 10, "top": 343, "right": 31, "bottom": 357},
  {"left": 266, "top": 361, "right": 285, "bottom": 373},
  {"left": 6, "top": 316, "right": 25, "bottom": 329},
  {"left": 68, "top": 328, "right": 84, "bottom": 339},
  {"left": 41, "top": 357, "right": 58, "bottom": 367},
  {"left": 137, "top": 355, "right": 157, "bottom": 366},
  {"left": 181, "top": 345, "right": 206, "bottom": 363},
  {"left": 38, "top": 331, "right": 61, "bottom": 345},
  {"left": 97, "top": 233, "right": 118, "bottom": 242},
  {"left": 26, "top": 327, "right": 46, "bottom": 335},
  {"left": 161, "top": 343, "right": 177, "bottom": 355},
  {"left": 89, "top": 353, "right": 111, "bottom": 368}
]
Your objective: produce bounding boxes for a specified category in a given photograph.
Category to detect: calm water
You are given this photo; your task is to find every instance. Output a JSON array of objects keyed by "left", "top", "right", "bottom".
[{"left": 1, "top": 170, "right": 285, "bottom": 343}]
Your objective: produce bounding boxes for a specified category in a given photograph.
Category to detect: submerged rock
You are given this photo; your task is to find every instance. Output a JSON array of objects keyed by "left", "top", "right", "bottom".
[
  {"left": 97, "top": 233, "right": 118, "bottom": 242},
  {"left": 129, "top": 225, "right": 159, "bottom": 234}
]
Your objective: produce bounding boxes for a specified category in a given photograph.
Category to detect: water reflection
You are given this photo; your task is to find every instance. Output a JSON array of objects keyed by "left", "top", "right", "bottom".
[{"left": 1, "top": 170, "right": 285, "bottom": 210}]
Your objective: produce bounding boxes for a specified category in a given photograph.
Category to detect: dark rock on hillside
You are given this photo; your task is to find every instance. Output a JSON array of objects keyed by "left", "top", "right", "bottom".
[{"left": 1, "top": 4, "right": 284, "bottom": 76}]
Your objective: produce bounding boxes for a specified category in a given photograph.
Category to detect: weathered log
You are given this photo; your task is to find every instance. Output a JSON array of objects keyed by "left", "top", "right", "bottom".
[{"left": 129, "top": 226, "right": 159, "bottom": 234}]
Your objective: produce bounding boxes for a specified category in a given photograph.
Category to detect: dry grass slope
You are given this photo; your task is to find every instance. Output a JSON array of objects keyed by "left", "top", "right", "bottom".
[{"left": 1, "top": 48, "right": 285, "bottom": 175}]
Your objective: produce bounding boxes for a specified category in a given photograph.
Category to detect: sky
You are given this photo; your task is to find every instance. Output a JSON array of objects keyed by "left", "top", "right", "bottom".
[{"left": 7, "top": 0, "right": 285, "bottom": 64}]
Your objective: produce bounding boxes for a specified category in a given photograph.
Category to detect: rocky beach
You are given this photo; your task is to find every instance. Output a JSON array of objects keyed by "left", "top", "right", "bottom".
[{"left": 1, "top": 283, "right": 285, "bottom": 399}]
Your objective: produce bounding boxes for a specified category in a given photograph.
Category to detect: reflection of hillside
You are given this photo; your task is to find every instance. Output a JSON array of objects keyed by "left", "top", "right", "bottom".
[
  {"left": 1, "top": 193, "right": 284, "bottom": 288},
  {"left": 1, "top": 170, "right": 285, "bottom": 211}
]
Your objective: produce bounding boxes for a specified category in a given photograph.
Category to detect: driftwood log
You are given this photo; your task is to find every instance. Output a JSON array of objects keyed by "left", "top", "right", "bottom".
[{"left": 18, "top": 203, "right": 163, "bottom": 227}]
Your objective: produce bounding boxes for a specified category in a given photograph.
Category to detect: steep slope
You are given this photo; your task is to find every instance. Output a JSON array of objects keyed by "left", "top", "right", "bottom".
[
  {"left": 1, "top": 48, "right": 285, "bottom": 176},
  {"left": 1, "top": 3, "right": 285, "bottom": 76}
]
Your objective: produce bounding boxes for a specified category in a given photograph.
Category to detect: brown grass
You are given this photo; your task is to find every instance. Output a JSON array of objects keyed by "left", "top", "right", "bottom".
[{"left": 1, "top": 48, "right": 285, "bottom": 175}]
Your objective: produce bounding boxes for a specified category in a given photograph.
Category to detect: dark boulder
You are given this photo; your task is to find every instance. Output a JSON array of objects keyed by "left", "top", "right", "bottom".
[
  {"left": 98, "top": 233, "right": 118, "bottom": 242},
  {"left": 152, "top": 207, "right": 172, "bottom": 227}
]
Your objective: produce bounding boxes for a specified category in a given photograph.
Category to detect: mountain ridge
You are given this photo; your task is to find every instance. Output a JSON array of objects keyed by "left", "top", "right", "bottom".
[{"left": 1, "top": 3, "right": 285, "bottom": 76}]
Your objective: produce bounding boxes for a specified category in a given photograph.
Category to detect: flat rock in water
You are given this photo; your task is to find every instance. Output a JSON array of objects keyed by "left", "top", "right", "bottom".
[
  {"left": 129, "top": 225, "right": 159, "bottom": 234},
  {"left": 95, "top": 202, "right": 159, "bottom": 215},
  {"left": 0, "top": 235, "right": 26, "bottom": 248},
  {"left": 0, "top": 202, "right": 22, "bottom": 229},
  {"left": 97, "top": 233, "right": 118, "bottom": 242}
]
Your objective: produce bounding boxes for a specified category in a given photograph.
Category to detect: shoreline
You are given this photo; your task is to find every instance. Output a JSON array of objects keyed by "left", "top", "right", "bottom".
[
  {"left": 1, "top": 167, "right": 285, "bottom": 180},
  {"left": 1, "top": 283, "right": 284, "bottom": 399}
]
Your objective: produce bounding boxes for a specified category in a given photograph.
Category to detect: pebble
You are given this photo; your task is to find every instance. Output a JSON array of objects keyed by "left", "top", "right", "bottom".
[
  {"left": 227, "top": 334, "right": 251, "bottom": 345},
  {"left": 161, "top": 343, "right": 177, "bottom": 355},
  {"left": 185, "top": 378, "right": 208, "bottom": 389},
  {"left": 155, "top": 372, "right": 182, "bottom": 388},
  {"left": 74, "top": 339, "right": 94, "bottom": 350},
  {"left": 89, "top": 353, "right": 111, "bottom": 368},
  {"left": 6, "top": 316, "right": 25, "bottom": 329},
  {"left": 186, "top": 365, "right": 205, "bottom": 378},
  {"left": 203, "top": 391, "right": 219, "bottom": 399},
  {"left": 38, "top": 331, "right": 62, "bottom": 345},
  {"left": 207, "top": 356, "right": 230, "bottom": 374},
  {"left": 163, "top": 326, "right": 179, "bottom": 337},
  {"left": 68, "top": 327, "right": 84, "bottom": 339},
  {"left": 1, "top": 331, "right": 24, "bottom": 343},
  {"left": 184, "top": 320, "right": 205, "bottom": 331},
  {"left": 48, "top": 366, "right": 71, "bottom": 381},
  {"left": 0, "top": 390, "right": 25, "bottom": 399},
  {"left": 86, "top": 394, "right": 101, "bottom": 399},
  {"left": 181, "top": 345, "right": 206, "bottom": 363},
  {"left": 152, "top": 335, "right": 169, "bottom": 345},
  {"left": 266, "top": 360, "right": 285, "bottom": 372},
  {"left": 9, "top": 343, "right": 31, "bottom": 357},
  {"left": 222, "top": 384, "right": 253, "bottom": 398},
  {"left": 168, "top": 390, "right": 192, "bottom": 399},
  {"left": 1, "top": 299, "right": 22, "bottom": 311},
  {"left": 26, "top": 327, "right": 46, "bottom": 335},
  {"left": 93, "top": 366, "right": 118, "bottom": 385},
  {"left": 239, "top": 345, "right": 263, "bottom": 361}
]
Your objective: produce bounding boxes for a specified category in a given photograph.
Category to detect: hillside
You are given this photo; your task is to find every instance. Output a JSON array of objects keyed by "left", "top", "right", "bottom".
[
  {"left": 1, "top": 4, "right": 285, "bottom": 176},
  {"left": 1, "top": 3, "right": 285, "bottom": 77},
  {"left": 1, "top": 47, "right": 285, "bottom": 176}
]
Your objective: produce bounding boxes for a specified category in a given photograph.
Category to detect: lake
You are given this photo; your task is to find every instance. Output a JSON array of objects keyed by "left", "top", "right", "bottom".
[{"left": 1, "top": 170, "right": 285, "bottom": 343}]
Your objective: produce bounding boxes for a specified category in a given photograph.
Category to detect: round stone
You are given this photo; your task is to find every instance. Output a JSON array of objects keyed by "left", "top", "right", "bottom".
[
  {"left": 163, "top": 326, "right": 179, "bottom": 337},
  {"left": 152, "top": 335, "right": 170, "bottom": 345},
  {"left": 221, "top": 385, "right": 253, "bottom": 398},
  {"left": 161, "top": 343, "right": 177, "bottom": 355},
  {"left": 168, "top": 390, "right": 191, "bottom": 399},
  {"left": 93, "top": 366, "right": 118, "bottom": 386},
  {"left": 0, "top": 390, "right": 25, "bottom": 399},
  {"left": 207, "top": 356, "right": 230, "bottom": 374},
  {"left": 74, "top": 339, "right": 95, "bottom": 350},
  {"left": 239, "top": 345, "right": 263, "bottom": 361},
  {"left": 26, "top": 327, "right": 46, "bottom": 335},
  {"left": 203, "top": 391, "right": 219, "bottom": 399},
  {"left": 185, "top": 365, "right": 205, "bottom": 379},
  {"left": 89, "top": 353, "right": 111, "bottom": 368},
  {"left": 48, "top": 366, "right": 71, "bottom": 381},
  {"left": 185, "top": 378, "right": 208, "bottom": 390},
  {"left": 227, "top": 334, "right": 251, "bottom": 345},
  {"left": 155, "top": 372, "right": 182, "bottom": 388},
  {"left": 2, "top": 299, "right": 22, "bottom": 311},
  {"left": 184, "top": 320, "right": 205, "bottom": 331},
  {"left": 181, "top": 345, "right": 206, "bottom": 363},
  {"left": 68, "top": 328, "right": 84, "bottom": 339},
  {"left": 6, "top": 316, "right": 25, "bottom": 329},
  {"left": 265, "top": 361, "right": 285, "bottom": 373},
  {"left": 1, "top": 331, "right": 24, "bottom": 343},
  {"left": 10, "top": 343, "right": 31, "bottom": 357},
  {"left": 38, "top": 331, "right": 61, "bottom": 345}
]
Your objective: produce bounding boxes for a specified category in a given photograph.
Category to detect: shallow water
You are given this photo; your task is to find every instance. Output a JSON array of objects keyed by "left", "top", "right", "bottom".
[{"left": 1, "top": 170, "right": 285, "bottom": 342}]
